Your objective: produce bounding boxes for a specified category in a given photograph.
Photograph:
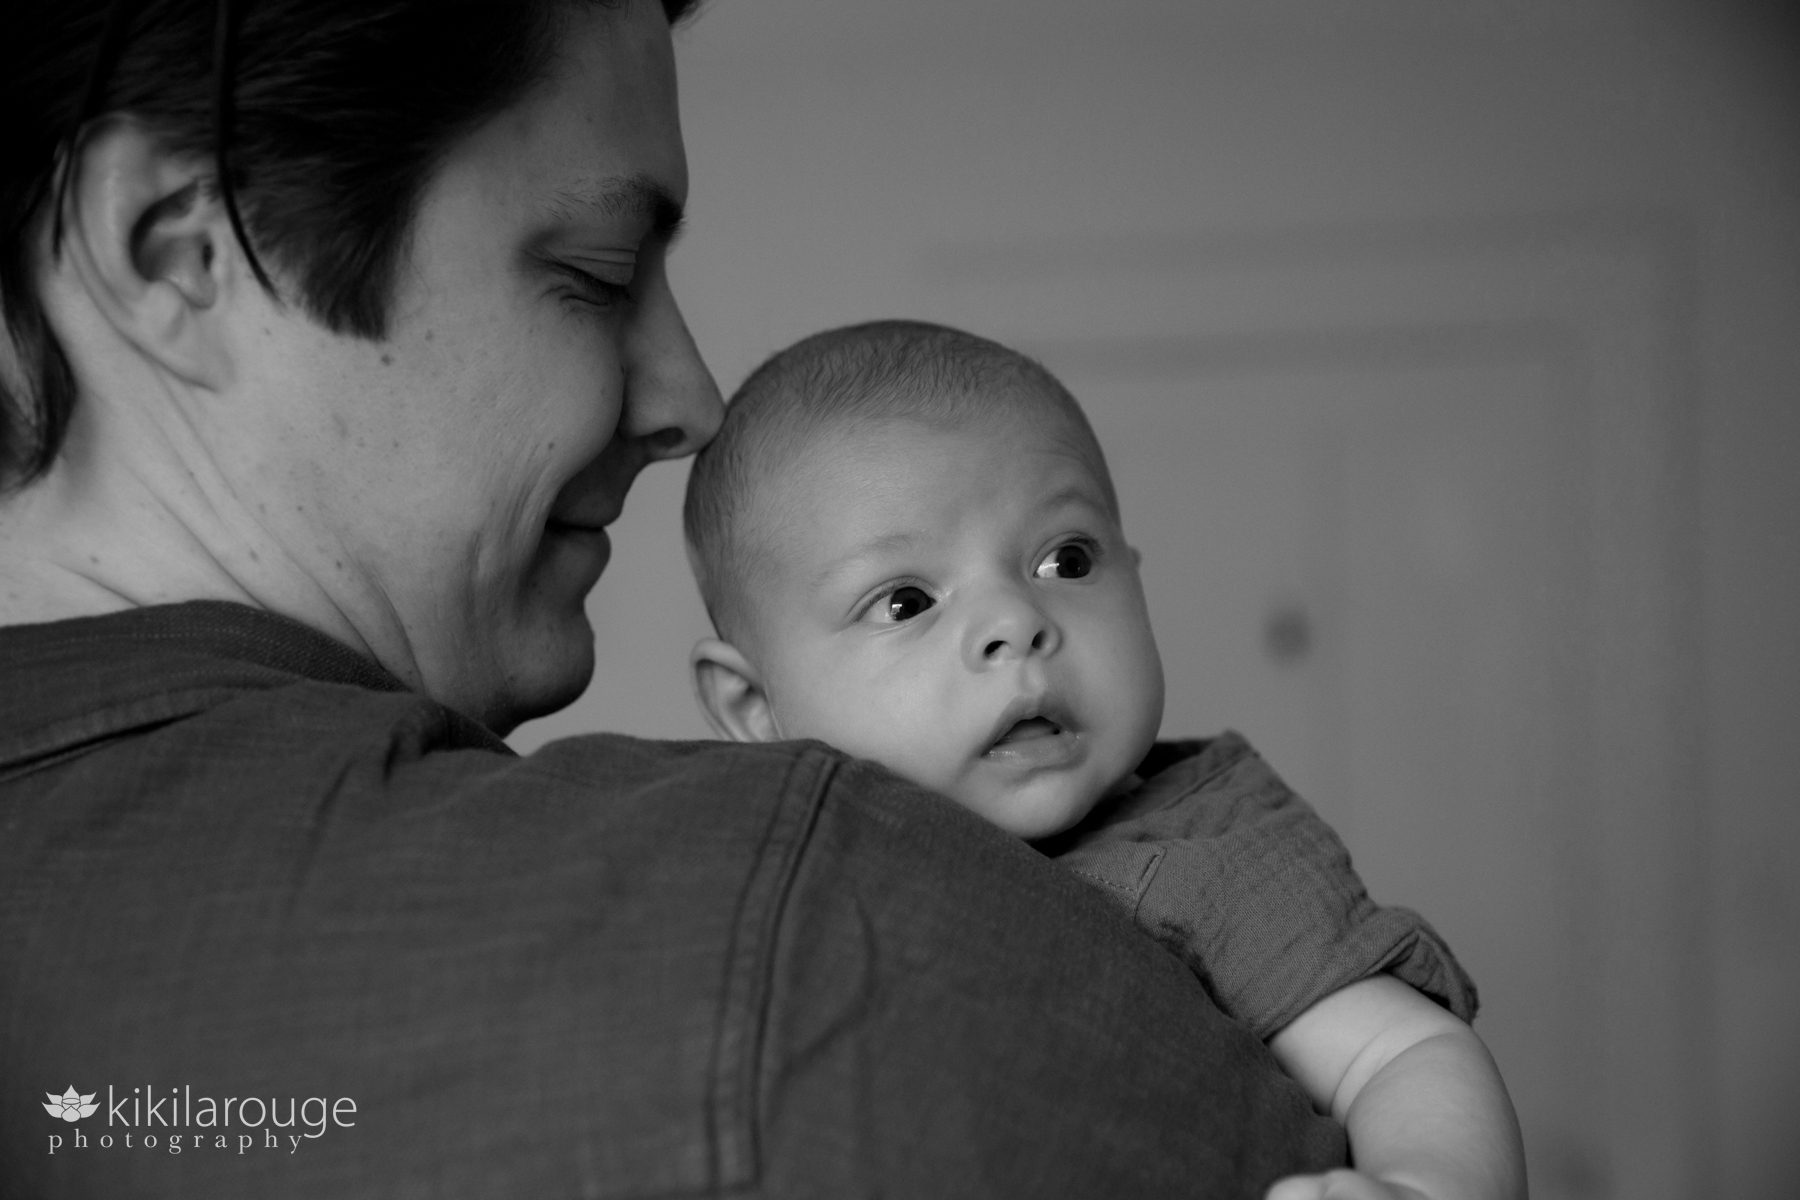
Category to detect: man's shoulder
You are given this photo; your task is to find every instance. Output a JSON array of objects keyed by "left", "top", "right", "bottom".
[
  {"left": 0, "top": 614, "right": 1349, "bottom": 1195},
  {"left": 4, "top": 714, "right": 1350, "bottom": 1198},
  {"left": 0, "top": 661, "right": 873, "bottom": 1197}
]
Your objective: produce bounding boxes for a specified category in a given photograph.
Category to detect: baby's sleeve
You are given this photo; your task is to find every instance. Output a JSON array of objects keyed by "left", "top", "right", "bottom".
[{"left": 1048, "top": 733, "right": 1478, "bottom": 1041}]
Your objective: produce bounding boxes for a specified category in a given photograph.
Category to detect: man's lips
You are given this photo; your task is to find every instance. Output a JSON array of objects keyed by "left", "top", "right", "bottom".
[
  {"left": 546, "top": 501, "right": 623, "bottom": 532},
  {"left": 543, "top": 519, "right": 614, "bottom": 573},
  {"left": 545, "top": 497, "right": 623, "bottom": 542},
  {"left": 547, "top": 518, "right": 613, "bottom": 536}
]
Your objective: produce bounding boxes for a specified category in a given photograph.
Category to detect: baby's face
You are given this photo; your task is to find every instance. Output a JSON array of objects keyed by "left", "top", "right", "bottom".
[{"left": 742, "top": 409, "right": 1164, "bottom": 838}]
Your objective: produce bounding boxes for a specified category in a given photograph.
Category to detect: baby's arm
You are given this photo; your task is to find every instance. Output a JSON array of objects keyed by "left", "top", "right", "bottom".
[{"left": 1265, "top": 974, "right": 1526, "bottom": 1200}]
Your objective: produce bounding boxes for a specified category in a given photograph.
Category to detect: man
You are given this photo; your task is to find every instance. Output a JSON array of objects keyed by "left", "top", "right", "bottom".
[{"left": 0, "top": 2, "right": 1344, "bottom": 1194}]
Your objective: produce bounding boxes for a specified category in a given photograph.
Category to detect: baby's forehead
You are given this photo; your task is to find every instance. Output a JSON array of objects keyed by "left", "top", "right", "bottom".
[
  {"left": 770, "top": 397, "right": 1107, "bottom": 504},
  {"left": 745, "top": 406, "right": 1114, "bottom": 560}
]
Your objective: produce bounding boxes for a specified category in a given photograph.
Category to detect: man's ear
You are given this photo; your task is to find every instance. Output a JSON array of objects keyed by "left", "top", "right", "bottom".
[
  {"left": 58, "top": 119, "right": 241, "bottom": 387},
  {"left": 691, "top": 638, "right": 783, "bottom": 743}
]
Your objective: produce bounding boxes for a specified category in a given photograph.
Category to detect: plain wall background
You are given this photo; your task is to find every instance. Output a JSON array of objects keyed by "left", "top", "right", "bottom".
[{"left": 510, "top": 3, "right": 1799, "bottom": 1196}]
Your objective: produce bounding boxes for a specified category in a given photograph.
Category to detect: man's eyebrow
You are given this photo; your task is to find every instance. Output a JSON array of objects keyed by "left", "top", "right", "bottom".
[{"left": 543, "top": 173, "right": 687, "bottom": 242}]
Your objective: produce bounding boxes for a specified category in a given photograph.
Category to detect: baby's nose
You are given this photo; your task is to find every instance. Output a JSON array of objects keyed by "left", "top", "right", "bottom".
[
  {"left": 965, "top": 589, "right": 1062, "bottom": 667},
  {"left": 983, "top": 627, "right": 1051, "bottom": 661}
]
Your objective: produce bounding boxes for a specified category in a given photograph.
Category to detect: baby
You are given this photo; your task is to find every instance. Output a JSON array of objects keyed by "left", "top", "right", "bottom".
[{"left": 682, "top": 319, "right": 1525, "bottom": 1200}]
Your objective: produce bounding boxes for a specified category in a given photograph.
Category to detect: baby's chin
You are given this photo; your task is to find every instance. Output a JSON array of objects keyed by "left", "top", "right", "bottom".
[
  {"left": 950, "top": 770, "right": 1120, "bottom": 841},
  {"left": 938, "top": 727, "right": 1157, "bottom": 840}
]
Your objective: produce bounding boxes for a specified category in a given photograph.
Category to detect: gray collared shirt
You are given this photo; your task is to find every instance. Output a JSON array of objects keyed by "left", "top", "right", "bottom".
[{"left": 1, "top": 601, "right": 1347, "bottom": 1197}]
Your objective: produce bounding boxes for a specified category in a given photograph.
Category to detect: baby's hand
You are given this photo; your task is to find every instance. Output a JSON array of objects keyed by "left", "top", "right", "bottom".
[{"left": 1267, "top": 1169, "right": 1433, "bottom": 1200}]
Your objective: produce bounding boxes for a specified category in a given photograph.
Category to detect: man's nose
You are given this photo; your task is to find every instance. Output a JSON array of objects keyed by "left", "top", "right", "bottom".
[
  {"left": 618, "top": 273, "right": 724, "bottom": 462},
  {"left": 962, "top": 583, "right": 1062, "bottom": 669}
]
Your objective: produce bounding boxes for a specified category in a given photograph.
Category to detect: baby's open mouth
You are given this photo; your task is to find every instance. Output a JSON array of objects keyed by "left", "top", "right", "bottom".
[
  {"left": 981, "top": 705, "right": 1083, "bottom": 769},
  {"left": 982, "top": 697, "right": 1082, "bottom": 766},
  {"left": 992, "top": 716, "right": 1064, "bottom": 746}
]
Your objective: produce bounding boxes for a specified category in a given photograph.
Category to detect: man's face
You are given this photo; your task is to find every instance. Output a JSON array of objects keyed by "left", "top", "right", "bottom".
[
  {"left": 746, "top": 409, "right": 1165, "bottom": 839},
  {"left": 241, "top": 2, "right": 720, "bottom": 731}
]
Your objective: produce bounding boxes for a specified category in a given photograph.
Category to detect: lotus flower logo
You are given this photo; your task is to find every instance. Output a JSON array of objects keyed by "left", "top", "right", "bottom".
[{"left": 43, "top": 1086, "right": 99, "bottom": 1123}]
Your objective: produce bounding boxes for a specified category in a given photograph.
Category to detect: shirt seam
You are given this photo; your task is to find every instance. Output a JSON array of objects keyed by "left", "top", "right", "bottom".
[
  {"left": 705, "top": 744, "right": 834, "bottom": 1191},
  {"left": 0, "top": 687, "right": 246, "bottom": 780}
]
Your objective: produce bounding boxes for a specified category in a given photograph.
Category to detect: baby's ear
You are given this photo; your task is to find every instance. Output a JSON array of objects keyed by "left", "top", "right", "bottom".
[{"left": 691, "top": 638, "right": 782, "bottom": 743}]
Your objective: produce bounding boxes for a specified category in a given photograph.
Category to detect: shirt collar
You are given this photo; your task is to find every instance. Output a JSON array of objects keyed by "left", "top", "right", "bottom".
[{"left": 0, "top": 601, "right": 413, "bottom": 775}]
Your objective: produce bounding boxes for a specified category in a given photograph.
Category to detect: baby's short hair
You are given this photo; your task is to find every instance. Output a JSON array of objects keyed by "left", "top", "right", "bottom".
[{"left": 683, "top": 319, "right": 1117, "bottom": 642}]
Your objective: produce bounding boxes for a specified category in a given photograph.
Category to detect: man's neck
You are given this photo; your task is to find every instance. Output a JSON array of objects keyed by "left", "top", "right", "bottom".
[
  {"left": 0, "top": 427, "right": 364, "bottom": 657},
  {"left": 0, "top": 465, "right": 258, "bottom": 627}
]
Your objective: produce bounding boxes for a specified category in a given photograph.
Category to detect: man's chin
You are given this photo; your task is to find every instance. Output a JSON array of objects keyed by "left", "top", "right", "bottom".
[{"left": 482, "top": 620, "right": 598, "bottom": 736}]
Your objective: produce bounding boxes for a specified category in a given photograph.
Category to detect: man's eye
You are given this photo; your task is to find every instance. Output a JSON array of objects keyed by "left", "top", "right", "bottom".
[
  {"left": 869, "top": 585, "right": 936, "bottom": 624},
  {"left": 1035, "top": 542, "right": 1094, "bottom": 580},
  {"left": 559, "top": 264, "right": 635, "bottom": 310}
]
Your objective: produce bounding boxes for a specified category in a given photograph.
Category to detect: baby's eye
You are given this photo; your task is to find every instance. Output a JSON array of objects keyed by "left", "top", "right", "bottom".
[
  {"left": 867, "top": 584, "right": 937, "bottom": 624},
  {"left": 1035, "top": 541, "right": 1094, "bottom": 580}
]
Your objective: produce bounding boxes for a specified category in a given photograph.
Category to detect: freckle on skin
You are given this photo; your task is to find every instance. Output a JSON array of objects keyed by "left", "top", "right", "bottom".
[
  {"left": 424, "top": 330, "right": 434, "bottom": 342},
  {"left": 381, "top": 353, "right": 393, "bottom": 366}
]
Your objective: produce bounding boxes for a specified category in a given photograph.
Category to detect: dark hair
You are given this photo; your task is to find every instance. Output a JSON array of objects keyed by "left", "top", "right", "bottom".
[
  {"left": 683, "top": 319, "right": 1119, "bottom": 642},
  {"left": 0, "top": 0, "right": 699, "bottom": 491}
]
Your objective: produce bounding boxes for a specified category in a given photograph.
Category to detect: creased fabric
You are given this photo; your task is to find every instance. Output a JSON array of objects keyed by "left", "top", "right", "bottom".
[{"left": 1044, "top": 733, "right": 1478, "bottom": 1040}]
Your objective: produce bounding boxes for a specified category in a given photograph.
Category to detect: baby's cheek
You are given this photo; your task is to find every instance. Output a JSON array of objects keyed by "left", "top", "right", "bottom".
[
  {"left": 1101, "top": 628, "right": 1164, "bottom": 744},
  {"left": 778, "top": 663, "right": 976, "bottom": 796},
  {"left": 791, "top": 698, "right": 950, "bottom": 787},
  {"left": 851, "top": 711, "right": 964, "bottom": 789}
]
